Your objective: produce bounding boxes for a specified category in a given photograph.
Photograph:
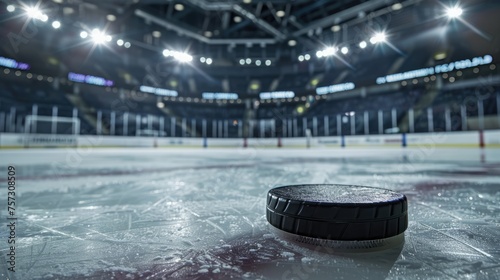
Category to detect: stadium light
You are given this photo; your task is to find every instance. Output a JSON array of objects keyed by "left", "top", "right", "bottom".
[
  {"left": 90, "top": 28, "right": 109, "bottom": 44},
  {"left": 162, "top": 49, "right": 193, "bottom": 63},
  {"left": 265, "top": 60, "right": 271, "bottom": 66},
  {"left": 304, "top": 54, "right": 311, "bottom": 60},
  {"left": 239, "top": 59, "right": 245, "bottom": 65},
  {"left": 341, "top": 47, "right": 349, "bottom": 54},
  {"left": 246, "top": 58, "right": 252, "bottom": 64},
  {"left": 359, "top": 41, "right": 367, "bottom": 49},
  {"left": 80, "top": 31, "right": 88, "bottom": 39},
  {"left": 6, "top": 5, "right": 15, "bottom": 12},
  {"left": 298, "top": 55, "right": 304, "bottom": 62},
  {"left": 446, "top": 6, "right": 463, "bottom": 18},
  {"left": 124, "top": 42, "right": 131, "bottom": 48},
  {"left": 206, "top": 58, "right": 213, "bottom": 65},
  {"left": 25, "top": 6, "right": 48, "bottom": 22},
  {"left": 370, "top": 32, "right": 386, "bottom": 44},
  {"left": 255, "top": 60, "right": 261, "bottom": 66},
  {"left": 52, "top": 21, "right": 61, "bottom": 29},
  {"left": 317, "top": 46, "right": 337, "bottom": 58},
  {"left": 116, "top": 39, "right": 124, "bottom": 46},
  {"left": 200, "top": 57, "right": 206, "bottom": 63}
]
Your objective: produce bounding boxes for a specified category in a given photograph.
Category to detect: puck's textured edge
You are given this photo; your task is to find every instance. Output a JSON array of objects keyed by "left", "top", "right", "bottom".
[{"left": 266, "top": 184, "right": 408, "bottom": 241}]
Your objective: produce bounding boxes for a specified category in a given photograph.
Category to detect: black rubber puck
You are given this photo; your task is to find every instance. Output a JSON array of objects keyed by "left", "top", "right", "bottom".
[{"left": 266, "top": 184, "right": 408, "bottom": 241}]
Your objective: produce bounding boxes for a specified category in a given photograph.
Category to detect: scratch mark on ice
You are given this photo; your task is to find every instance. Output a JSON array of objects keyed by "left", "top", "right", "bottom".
[
  {"left": 36, "top": 224, "right": 85, "bottom": 241},
  {"left": 419, "top": 222, "right": 493, "bottom": 259},
  {"left": 416, "top": 202, "right": 463, "bottom": 220},
  {"left": 142, "top": 196, "right": 171, "bottom": 214},
  {"left": 205, "top": 220, "right": 226, "bottom": 236}
]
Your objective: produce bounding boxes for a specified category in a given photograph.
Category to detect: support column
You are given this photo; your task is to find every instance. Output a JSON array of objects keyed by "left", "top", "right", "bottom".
[
  {"left": 445, "top": 106, "right": 451, "bottom": 132},
  {"left": 364, "top": 111, "right": 369, "bottom": 135},
  {"left": 97, "top": 110, "right": 102, "bottom": 135},
  {"left": 350, "top": 114, "right": 355, "bottom": 135},
  {"left": 378, "top": 110, "right": 383, "bottom": 134},
  {"left": 391, "top": 108, "right": 397, "bottom": 128},
  {"left": 302, "top": 118, "right": 307, "bottom": 137},
  {"left": 159, "top": 117, "right": 164, "bottom": 136},
  {"left": 202, "top": 119, "right": 207, "bottom": 138},
  {"left": 224, "top": 120, "right": 228, "bottom": 138},
  {"left": 171, "top": 117, "right": 176, "bottom": 137},
  {"left": 32, "top": 104, "right": 38, "bottom": 134},
  {"left": 408, "top": 108, "right": 414, "bottom": 133},
  {"left": 218, "top": 120, "right": 222, "bottom": 138},
  {"left": 135, "top": 114, "right": 140, "bottom": 136},
  {"left": 52, "top": 106, "right": 58, "bottom": 134},
  {"left": 123, "top": 112, "right": 129, "bottom": 136},
  {"left": 478, "top": 100, "right": 484, "bottom": 131},
  {"left": 312, "top": 117, "right": 318, "bottom": 136},
  {"left": 324, "top": 115, "right": 329, "bottom": 136},
  {"left": 192, "top": 119, "right": 197, "bottom": 137},
  {"left": 337, "top": 114, "right": 341, "bottom": 136},
  {"left": 293, "top": 119, "right": 298, "bottom": 137},
  {"left": 72, "top": 108, "right": 78, "bottom": 135},
  {"left": 110, "top": 112, "right": 116, "bottom": 135},
  {"left": 427, "top": 107, "right": 434, "bottom": 132},
  {"left": 461, "top": 105, "right": 467, "bottom": 131},
  {"left": 182, "top": 118, "right": 187, "bottom": 137}
]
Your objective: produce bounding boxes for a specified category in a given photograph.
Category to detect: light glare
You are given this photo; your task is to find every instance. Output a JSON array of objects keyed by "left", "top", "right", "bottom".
[
  {"left": 370, "top": 32, "right": 386, "bottom": 44},
  {"left": 52, "top": 21, "right": 61, "bottom": 29},
  {"left": 446, "top": 6, "right": 463, "bottom": 18},
  {"left": 26, "top": 7, "right": 48, "bottom": 21}
]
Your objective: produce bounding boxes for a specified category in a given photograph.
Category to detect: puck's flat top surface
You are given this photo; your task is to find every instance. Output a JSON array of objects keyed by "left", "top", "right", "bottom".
[
  {"left": 270, "top": 184, "right": 404, "bottom": 205},
  {"left": 266, "top": 184, "right": 408, "bottom": 241}
]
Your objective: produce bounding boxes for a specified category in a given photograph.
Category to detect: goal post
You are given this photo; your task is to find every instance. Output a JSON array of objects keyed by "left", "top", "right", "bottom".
[{"left": 24, "top": 115, "right": 80, "bottom": 148}]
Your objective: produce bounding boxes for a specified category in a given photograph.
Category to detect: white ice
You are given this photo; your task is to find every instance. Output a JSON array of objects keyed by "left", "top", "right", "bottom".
[{"left": 1, "top": 147, "right": 499, "bottom": 279}]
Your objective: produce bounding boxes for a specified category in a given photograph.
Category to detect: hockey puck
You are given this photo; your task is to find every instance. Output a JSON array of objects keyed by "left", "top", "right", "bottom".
[{"left": 266, "top": 184, "right": 408, "bottom": 242}]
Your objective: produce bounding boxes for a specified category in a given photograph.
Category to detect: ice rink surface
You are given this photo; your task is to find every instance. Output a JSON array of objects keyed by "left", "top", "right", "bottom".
[{"left": 1, "top": 147, "right": 500, "bottom": 280}]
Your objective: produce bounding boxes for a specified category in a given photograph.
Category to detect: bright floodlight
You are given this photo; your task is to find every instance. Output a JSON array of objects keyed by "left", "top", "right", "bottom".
[
  {"left": 239, "top": 59, "right": 245, "bottom": 65},
  {"left": 246, "top": 58, "right": 251, "bottom": 64},
  {"left": 323, "top": 47, "right": 337, "bottom": 56},
  {"left": 7, "top": 5, "right": 15, "bottom": 12},
  {"left": 255, "top": 60, "right": 261, "bottom": 66},
  {"left": 265, "top": 60, "right": 271, "bottom": 66},
  {"left": 200, "top": 57, "right": 206, "bottom": 63},
  {"left": 26, "top": 6, "right": 48, "bottom": 21},
  {"left": 316, "top": 50, "right": 323, "bottom": 58},
  {"left": 359, "top": 41, "right": 367, "bottom": 49},
  {"left": 304, "top": 54, "right": 311, "bottom": 60},
  {"left": 446, "top": 6, "right": 463, "bottom": 18},
  {"left": 90, "top": 29, "right": 108, "bottom": 44},
  {"left": 298, "top": 55, "right": 304, "bottom": 62},
  {"left": 80, "top": 31, "right": 88, "bottom": 39},
  {"left": 52, "top": 21, "right": 61, "bottom": 29},
  {"left": 116, "top": 39, "right": 124, "bottom": 46},
  {"left": 124, "top": 42, "right": 131, "bottom": 48},
  {"left": 163, "top": 49, "right": 193, "bottom": 62},
  {"left": 341, "top": 47, "right": 349, "bottom": 54},
  {"left": 206, "top": 58, "right": 213, "bottom": 65},
  {"left": 370, "top": 32, "right": 386, "bottom": 44}
]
